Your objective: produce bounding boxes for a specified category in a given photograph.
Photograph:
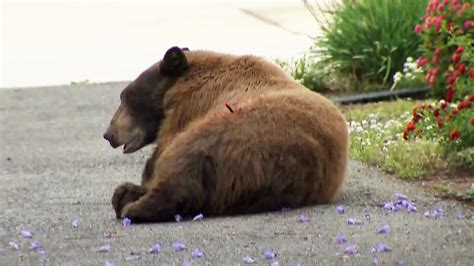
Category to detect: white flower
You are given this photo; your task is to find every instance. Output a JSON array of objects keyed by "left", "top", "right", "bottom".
[
  {"left": 393, "top": 72, "right": 403, "bottom": 83},
  {"left": 406, "top": 57, "right": 414, "bottom": 63}
]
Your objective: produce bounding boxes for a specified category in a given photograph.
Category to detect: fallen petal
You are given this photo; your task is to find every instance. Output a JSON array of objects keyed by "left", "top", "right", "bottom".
[
  {"left": 298, "top": 214, "right": 310, "bottom": 222},
  {"left": 181, "top": 260, "right": 191, "bottom": 266},
  {"left": 382, "top": 202, "right": 394, "bottom": 211},
  {"left": 372, "top": 257, "right": 378, "bottom": 265},
  {"left": 270, "top": 260, "right": 279, "bottom": 266},
  {"left": 423, "top": 210, "right": 430, "bottom": 217},
  {"left": 431, "top": 208, "right": 444, "bottom": 219},
  {"left": 192, "top": 213, "right": 204, "bottom": 222},
  {"left": 9, "top": 241, "right": 19, "bottom": 250},
  {"left": 335, "top": 234, "right": 346, "bottom": 244},
  {"left": 371, "top": 243, "right": 391, "bottom": 253},
  {"left": 344, "top": 245, "right": 357, "bottom": 255},
  {"left": 347, "top": 218, "right": 361, "bottom": 225},
  {"left": 37, "top": 248, "right": 47, "bottom": 255},
  {"left": 122, "top": 217, "right": 132, "bottom": 227},
  {"left": 175, "top": 214, "right": 182, "bottom": 222},
  {"left": 149, "top": 243, "right": 161, "bottom": 254},
  {"left": 243, "top": 255, "right": 255, "bottom": 264},
  {"left": 105, "top": 261, "right": 116, "bottom": 266},
  {"left": 264, "top": 250, "right": 276, "bottom": 259},
  {"left": 126, "top": 254, "right": 140, "bottom": 261},
  {"left": 456, "top": 213, "right": 464, "bottom": 219},
  {"left": 335, "top": 205, "right": 345, "bottom": 214},
  {"left": 72, "top": 219, "right": 80, "bottom": 228},
  {"left": 21, "top": 230, "right": 33, "bottom": 239},
  {"left": 406, "top": 203, "right": 417, "bottom": 213},
  {"left": 192, "top": 248, "right": 204, "bottom": 258},
  {"left": 98, "top": 244, "right": 111, "bottom": 253},
  {"left": 394, "top": 193, "right": 408, "bottom": 201},
  {"left": 377, "top": 224, "right": 390, "bottom": 234},
  {"left": 172, "top": 241, "right": 186, "bottom": 251},
  {"left": 29, "top": 241, "right": 40, "bottom": 250}
]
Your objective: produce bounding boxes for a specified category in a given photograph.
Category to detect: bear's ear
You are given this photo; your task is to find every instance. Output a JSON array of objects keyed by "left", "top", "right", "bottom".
[{"left": 160, "top": 46, "right": 188, "bottom": 76}]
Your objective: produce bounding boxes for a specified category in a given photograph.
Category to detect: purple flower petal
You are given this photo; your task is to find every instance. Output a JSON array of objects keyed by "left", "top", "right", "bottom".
[
  {"left": 396, "top": 260, "right": 406, "bottom": 266},
  {"left": 192, "top": 213, "right": 204, "bottom": 222},
  {"left": 406, "top": 203, "right": 417, "bottom": 212},
  {"left": 423, "top": 210, "right": 430, "bottom": 217},
  {"left": 394, "top": 193, "right": 408, "bottom": 201},
  {"left": 335, "top": 205, "right": 345, "bottom": 214},
  {"left": 371, "top": 243, "right": 391, "bottom": 253},
  {"left": 393, "top": 203, "right": 402, "bottom": 212},
  {"left": 431, "top": 208, "right": 444, "bottom": 219},
  {"left": 122, "top": 217, "right": 132, "bottom": 227},
  {"left": 270, "top": 260, "right": 279, "bottom": 266},
  {"left": 344, "top": 245, "right": 357, "bottom": 255},
  {"left": 192, "top": 248, "right": 204, "bottom": 258},
  {"left": 125, "top": 254, "right": 140, "bottom": 261},
  {"left": 181, "top": 261, "right": 191, "bottom": 266},
  {"left": 72, "top": 218, "right": 80, "bottom": 228},
  {"left": 243, "top": 255, "right": 255, "bottom": 264},
  {"left": 298, "top": 214, "right": 310, "bottom": 222},
  {"left": 21, "top": 229, "right": 33, "bottom": 239},
  {"left": 172, "top": 241, "right": 186, "bottom": 252},
  {"left": 175, "top": 214, "right": 182, "bottom": 222},
  {"left": 9, "top": 241, "right": 19, "bottom": 250},
  {"left": 376, "top": 224, "right": 390, "bottom": 234},
  {"left": 105, "top": 261, "right": 116, "bottom": 266},
  {"left": 98, "top": 244, "right": 111, "bottom": 253},
  {"left": 263, "top": 250, "right": 276, "bottom": 259},
  {"left": 149, "top": 243, "right": 161, "bottom": 254},
  {"left": 382, "top": 202, "right": 394, "bottom": 211},
  {"left": 347, "top": 218, "right": 361, "bottom": 225},
  {"left": 37, "top": 248, "right": 47, "bottom": 255},
  {"left": 335, "top": 234, "right": 346, "bottom": 244},
  {"left": 29, "top": 241, "right": 40, "bottom": 250},
  {"left": 372, "top": 257, "right": 378, "bottom": 265}
]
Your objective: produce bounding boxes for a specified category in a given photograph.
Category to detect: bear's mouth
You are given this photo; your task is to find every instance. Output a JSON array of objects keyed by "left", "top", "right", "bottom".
[{"left": 122, "top": 136, "right": 142, "bottom": 154}]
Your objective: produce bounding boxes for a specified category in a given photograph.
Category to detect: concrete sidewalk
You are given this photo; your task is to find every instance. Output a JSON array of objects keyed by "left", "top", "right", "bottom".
[
  {"left": 0, "top": 83, "right": 472, "bottom": 265},
  {"left": 2, "top": 0, "right": 318, "bottom": 88}
]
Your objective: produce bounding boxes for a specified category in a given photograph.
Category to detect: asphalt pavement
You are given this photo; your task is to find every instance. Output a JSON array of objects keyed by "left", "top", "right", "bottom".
[{"left": 0, "top": 83, "right": 473, "bottom": 265}]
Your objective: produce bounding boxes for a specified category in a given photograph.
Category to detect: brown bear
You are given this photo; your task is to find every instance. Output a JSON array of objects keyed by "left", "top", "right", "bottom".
[{"left": 103, "top": 46, "right": 348, "bottom": 222}]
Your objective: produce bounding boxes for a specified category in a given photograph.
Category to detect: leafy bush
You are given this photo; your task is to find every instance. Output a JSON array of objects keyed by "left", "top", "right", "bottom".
[
  {"left": 305, "top": 0, "right": 429, "bottom": 89},
  {"left": 403, "top": 0, "right": 474, "bottom": 152}
]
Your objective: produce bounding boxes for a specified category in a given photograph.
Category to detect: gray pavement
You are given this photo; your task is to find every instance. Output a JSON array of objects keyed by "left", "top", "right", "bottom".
[{"left": 0, "top": 83, "right": 473, "bottom": 265}]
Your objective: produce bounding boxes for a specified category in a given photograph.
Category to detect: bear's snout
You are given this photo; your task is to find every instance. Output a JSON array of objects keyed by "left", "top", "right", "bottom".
[{"left": 103, "top": 132, "right": 119, "bottom": 148}]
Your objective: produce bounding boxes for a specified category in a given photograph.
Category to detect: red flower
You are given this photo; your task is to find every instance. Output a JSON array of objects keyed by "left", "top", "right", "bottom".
[
  {"left": 452, "top": 54, "right": 461, "bottom": 64},
  {"left": 417, "top": 56, "right": 428, "bottom": 67},
  {"left": 469, "top": 95, "right": 474, "bottom": 102},
  {"left": 458, "top": 101, "right": 472, "bottom": 109},
  {"left": 403, "top": 131, "right": 409, "bottom": 140},
  {"left": 465, "top": 20, "right": 474, "bottom": 29},
  {"left": 414, "top": 24, "right": 423, "bottom": 34},
  {"left": 447, "top": 22, "right": 455, "bottom": 31},
  {"left": 469, "top": 68, "right": 474, "bottom": 78},
  {"left": 441, "top": 102, "right": 448, "bottom": 109},
  {"left": 457, "top": 64, "right": 466, "bottom": 73},
  {"left": 449, "top": 129, "right": 461, "bottom": 141},
  {"left": 451, "top": 109, "right": 459, "bottom": 115},
  {"left": 437, "top": 117, "right": 444, "bottom": 128},
  {"left": 406, "top": 120, "right": 416, "bottom": 131},
  {"left": 446, "top": 87, "right": 455, "bottom": 102},
  {"left": 447, "top": 75, "right": 456, "bottom": 85},
  {"left": 433, "top": 109, "right": 440, "bottom": 117},
  {"left": 434, "top": 48, "right": 443, "bottom": 55},
  {"left": 456, "top": 47, "right": 464, "bottom": 54},
  {"left": 471, "top": 118, "right": 474, "bottom": 126}
]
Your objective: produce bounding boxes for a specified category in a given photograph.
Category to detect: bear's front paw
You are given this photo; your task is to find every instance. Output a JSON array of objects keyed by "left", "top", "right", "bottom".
[{"left": 111, "top": 182, "right": 146, "bottom": 219}]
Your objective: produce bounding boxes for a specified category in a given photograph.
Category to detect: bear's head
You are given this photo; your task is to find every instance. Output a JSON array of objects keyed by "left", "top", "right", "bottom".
[{"left": 103, "top": 46, "right": 188, "bottom": 153}]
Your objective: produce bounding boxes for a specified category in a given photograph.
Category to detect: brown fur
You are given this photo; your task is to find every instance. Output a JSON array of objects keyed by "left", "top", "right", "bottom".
[{"left": 105, "top": 47, "right": 348, "bottom": 222}]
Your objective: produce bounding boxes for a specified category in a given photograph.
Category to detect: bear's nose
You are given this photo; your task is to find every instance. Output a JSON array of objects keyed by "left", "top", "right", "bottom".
[{"left": 103, "top": 132, "right": 113, "bottom": 142}]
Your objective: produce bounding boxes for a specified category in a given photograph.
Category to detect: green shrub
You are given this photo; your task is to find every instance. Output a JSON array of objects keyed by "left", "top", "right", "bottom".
[{"left": 305, "top": 0, "right": 429, "bottom": 89}]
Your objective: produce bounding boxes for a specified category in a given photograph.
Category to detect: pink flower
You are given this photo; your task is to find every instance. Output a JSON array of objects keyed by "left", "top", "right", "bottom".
[
  {"left": 414, "top": 24, "right": 423, "bottom": 34},
  {"left": 464, "top": 20, "right": 474, "bottom": 29}
]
